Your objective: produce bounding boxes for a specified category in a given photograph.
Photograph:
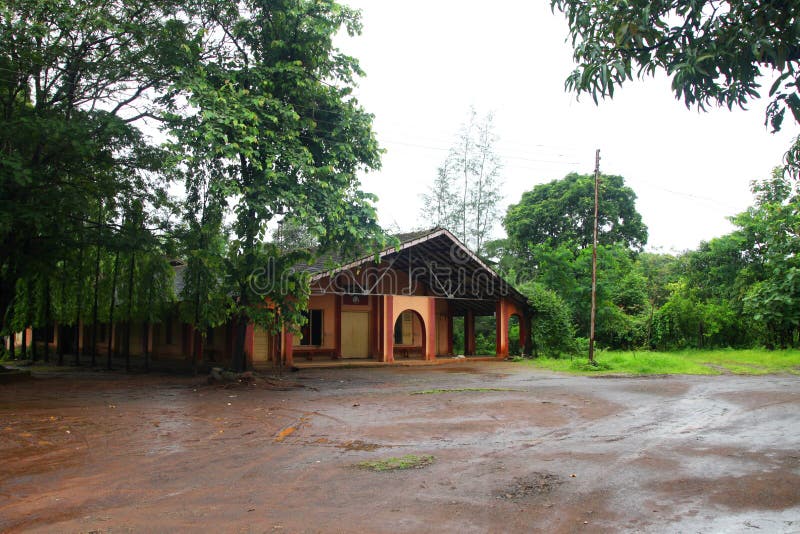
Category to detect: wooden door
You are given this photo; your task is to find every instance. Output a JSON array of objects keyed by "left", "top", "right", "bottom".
[
  {"left": 341, "top": 311, "right": 369, "bottom": 358},
  {"left": 252, "top": 327, "right": 273, "bottom": 365}
]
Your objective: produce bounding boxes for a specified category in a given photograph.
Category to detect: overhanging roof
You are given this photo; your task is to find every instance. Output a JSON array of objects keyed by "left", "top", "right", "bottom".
[{"left": 307, "top": 228, "right": 529, "bottom": 314}]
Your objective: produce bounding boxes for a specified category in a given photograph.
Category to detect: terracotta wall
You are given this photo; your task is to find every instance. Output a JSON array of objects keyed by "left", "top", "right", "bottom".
[
  {"left": 295, "top": 294, "right": 337, "bottom": 349},
  {"left": 389, "top": 295, "right": 436, "bottom": 360}
]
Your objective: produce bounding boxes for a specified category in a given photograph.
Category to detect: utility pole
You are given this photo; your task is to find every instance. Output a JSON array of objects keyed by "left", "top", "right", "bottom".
[{"left": 589, "top": 149, "right": 600, "bottom": 366}]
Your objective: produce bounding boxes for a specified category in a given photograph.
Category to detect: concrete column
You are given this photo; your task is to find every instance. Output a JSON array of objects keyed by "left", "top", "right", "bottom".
[
  {"left": 495, "top": 300, "right": 509, "bottom": 359},
  {"left": 335, "top": 295, "right": 342, "bottom": 359},
  {"left": 383, "top": 295, "right": 394, "bottom": 363},
  {"left": 426, "top": 297, "right": 436, "bottom": 360},
  {"left": 465, "top": 310, "right": 475, "bottom": 356},
  {"left": 447, "top": 311, "right": 454, "bottom": 356}
]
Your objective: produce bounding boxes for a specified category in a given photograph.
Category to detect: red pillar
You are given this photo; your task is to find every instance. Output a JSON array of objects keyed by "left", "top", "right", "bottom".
[
  {"left": 383, "top": 295, "right": 394, "bottom": 363},
  {"left": 464, "top": 309, "right": 475, "bottom": 356},
  {"left": 371, "top": 296, "right": 380, "bottom": 358},
  {"left": 335, "top": 294, "right": 342, "bottom": 359},
  {"left": 426, "top": 298, "right": 436, "bottom": 360},
  {"left": 495, "top": 300, "right": 509, "bottom": 359},
  {"left": 447, "top": 310, "right": 454, "bottom": 356}
]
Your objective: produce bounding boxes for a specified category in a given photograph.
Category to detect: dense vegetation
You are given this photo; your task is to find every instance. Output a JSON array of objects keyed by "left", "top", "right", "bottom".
[
  {"left": 0, "top": 0, "right": 385, "bottom": 370},
  {"left": 492, "top": 168, "right": 800, "bottom": 356}
]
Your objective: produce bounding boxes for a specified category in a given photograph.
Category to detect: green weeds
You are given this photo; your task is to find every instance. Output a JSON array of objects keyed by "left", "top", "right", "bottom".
[{"left": 355, "top": 454, "right": 435, "bottom": 472}]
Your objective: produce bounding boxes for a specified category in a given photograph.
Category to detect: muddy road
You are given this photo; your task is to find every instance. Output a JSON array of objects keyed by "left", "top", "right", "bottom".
[{"left": 1, "top": 363, "right": 799, "bottom": 533}]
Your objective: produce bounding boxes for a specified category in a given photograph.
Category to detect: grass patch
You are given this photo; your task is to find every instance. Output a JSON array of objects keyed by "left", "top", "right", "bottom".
[
  {"left": 410, "top": 387, "right": 515, "bottom": 395},
  {"left": 355, "top": 454, "right": 435, "bottom": 472},
  {"left": 516, "top": 348, "right": 800, "bottom": 376}
]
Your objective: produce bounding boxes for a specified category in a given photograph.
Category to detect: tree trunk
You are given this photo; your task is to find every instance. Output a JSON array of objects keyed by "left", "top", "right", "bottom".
[
  {"left": 232, "top": 310, "right": 249, "bottom": 373},
  {"left": 20, "top": 327, "right": 27, "bottom": 360},
  {"left": 192, "top": 269, "right": 202, "bottom": 376},
  {"left": 124, "top": 251, "right": 135, "bottom": 372},
  {"left": 90, "top": 242, "right": 101, "bottom": 367},
  {"left": 24, "top": 279, "right": 34, "bottom": 360},
  {"left": 144, "top": 273, "right": 154, "bottom": 373},
  {"left": 31, "top": 325, "right": 37, "bottom": 362},
  {"left": 43, "top": 279, "right": 51, "bottom": 363},
  {"left": 0, "top": 263, "right": 18, "bottom": 352},
  {"left": 107, "top": 250, "right": 120, "bottom": 370},
  {"left": 57, "top": 266, "right": 67, "bottom": 366},
  {"left": 73, "top": 237, "right": 86, "bottom": 366},
  {"left": 143, "top": 321, "right": 150, "bottom": 373}
]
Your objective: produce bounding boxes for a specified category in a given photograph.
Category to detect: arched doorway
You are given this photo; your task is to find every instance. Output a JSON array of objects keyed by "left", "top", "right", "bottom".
[{"left": 393, "top": 310, "right": 425, "bottom": 360}]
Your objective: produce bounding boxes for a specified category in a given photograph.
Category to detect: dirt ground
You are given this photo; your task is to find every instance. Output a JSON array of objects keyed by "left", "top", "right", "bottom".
[{"left": 1, "top": 362, "right": 799, "bottom": 533}]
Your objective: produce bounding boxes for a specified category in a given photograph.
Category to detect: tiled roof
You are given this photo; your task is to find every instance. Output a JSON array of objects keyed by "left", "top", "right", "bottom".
[{"left": 293, "top": 228, "right": 441, "bottom": 274}]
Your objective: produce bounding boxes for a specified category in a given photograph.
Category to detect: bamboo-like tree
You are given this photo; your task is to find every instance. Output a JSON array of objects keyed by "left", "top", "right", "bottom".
[{"left": 420, "top": 108, "right": 503, "bottom": 255}]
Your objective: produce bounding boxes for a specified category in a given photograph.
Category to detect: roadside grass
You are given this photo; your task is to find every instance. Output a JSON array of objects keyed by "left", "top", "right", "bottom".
[
  {"left": 355, "top": 454, "right": 435, "bottom": 472},
  {"left": 517, "top": 348, "right": 800, "bottom": 376}
]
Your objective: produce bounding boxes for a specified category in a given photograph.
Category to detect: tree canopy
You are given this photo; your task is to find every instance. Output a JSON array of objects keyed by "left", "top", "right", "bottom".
[
  {"left": 420, "top": 108, "right": 502, "bottom": 256},
  {"left": 551, "top": 0, "right": 800, "bottom": 173},
  {"left": 0, "top": 0, "right": 386, "bottom": 369},
  {"left": 504, "top": 172, "right": 647, "bottom": 254}
]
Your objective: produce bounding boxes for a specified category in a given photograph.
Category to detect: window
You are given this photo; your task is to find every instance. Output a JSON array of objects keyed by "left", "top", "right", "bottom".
[
  {"left": 299, "top": 310, "right": 323, "bottom": 346},
  {"left": 394, "top": 311, "right": 414, "bottom": 345}
]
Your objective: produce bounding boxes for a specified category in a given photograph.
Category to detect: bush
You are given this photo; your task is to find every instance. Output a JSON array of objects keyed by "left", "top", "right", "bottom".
[{"left": 518, "top": 281, "right": 578, "bottom": 358}]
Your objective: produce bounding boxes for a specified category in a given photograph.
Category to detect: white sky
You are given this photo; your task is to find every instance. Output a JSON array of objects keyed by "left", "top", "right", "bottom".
[{"left": 337, "top": 0, "right": 798, "bottom": 253}]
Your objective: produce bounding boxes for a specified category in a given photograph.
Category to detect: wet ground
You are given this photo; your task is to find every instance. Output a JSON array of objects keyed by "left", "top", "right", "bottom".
[{"left": 1, "top": 363, "right": 799, "bottom": 533}]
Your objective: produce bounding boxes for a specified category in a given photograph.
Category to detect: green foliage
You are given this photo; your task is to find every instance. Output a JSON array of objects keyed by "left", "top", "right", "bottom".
[
  {"left": 517, "top": 281, "right": 576, "bottom": 357},
  {"left": 736, "top": 170, "right": 800, "bottom": 347},
  {"left": 419, "top": 108, "right": 503, "bottom": 255},
  {"left": 355, "top": 455, "right": 435, "bottom": 472},
  {"left": 520, "top": 349, "right": 800, "bottom": 376},
  {"left": 1, "top": 0, "right": 388, "bottom": 374},
  {"left": 165, "top": 0, "right": 387, "bottom": 370},
  {"left": 504, "top": 173, "right": 647, "bottom": 260},
  {"left": 551, "top": 0, "right": 800, "bottom": 176}
]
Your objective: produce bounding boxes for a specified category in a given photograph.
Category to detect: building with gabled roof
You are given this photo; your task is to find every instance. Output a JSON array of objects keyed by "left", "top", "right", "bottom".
[
  {"left": 5, "top": 229, "right": 532, "bottom": 370},
  {"left": 249, "top": 228, "right": 532, "bottom": 368}
]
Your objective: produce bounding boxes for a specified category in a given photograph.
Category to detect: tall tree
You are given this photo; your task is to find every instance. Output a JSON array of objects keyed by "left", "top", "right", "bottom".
[
  {"left": 0, "top": 0, "right": 186, "bottom": 341},
  {"left": 169, "top": 0, "right": 386, "bottom": 371},
  {"left": 420, "top": 108, "right": 503, "bottom": 255},
  {"left": 550, "top": 0, "right": 800, "bottom": 175},
  {"left": 504, "top": 172, "right": 647, "bottom": 277},
  {"left": 420, "top": 162, "right": 460, "bottom": 233},
  {"left": 737, "top": 169, "right": 800, "bottom": 347}
]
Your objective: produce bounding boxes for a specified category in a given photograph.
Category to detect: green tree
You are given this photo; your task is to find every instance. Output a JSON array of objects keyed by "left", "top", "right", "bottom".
[
  {"left": 176, "top": 157, "right": 231, "bottom": 373},
  {"left": 170, "top": 0, "right": 386, "bottom": 371},
  {"left": 735, "top": 169, "right": 800, "bottom": 347},
  {"left": 550, "top": 0, "right": 800, "bottom": 174},
  {"left": 420, "top": 108, "right": 502, "bottom": 255},
  {"left": 517, "top": 281, "right": 577, "bottom": 357},
  {"left": 0, "top": 0, "right": 184, "bottom": 344},
  {"left": 504, "top": 172, "right": 647, "bottom": 279}
]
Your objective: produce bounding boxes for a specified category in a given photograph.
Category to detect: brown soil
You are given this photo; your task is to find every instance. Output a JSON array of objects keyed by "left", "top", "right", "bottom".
[{"left": 1, "top": 364, "right": 799, "bottom": 533}]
